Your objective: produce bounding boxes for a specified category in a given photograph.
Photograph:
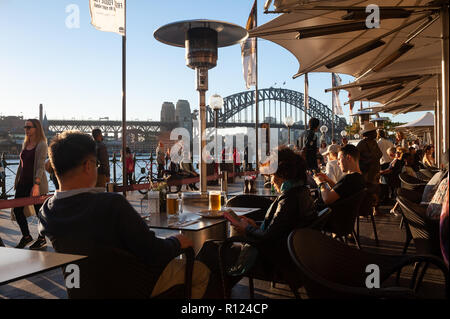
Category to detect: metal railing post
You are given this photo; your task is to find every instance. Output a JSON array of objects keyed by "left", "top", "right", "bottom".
[
  {"left": 112, "top": 153, "right": 117, "bottom": 184},
  {"left": 0, "top": 153, "right": 6, "bottom": 200}
]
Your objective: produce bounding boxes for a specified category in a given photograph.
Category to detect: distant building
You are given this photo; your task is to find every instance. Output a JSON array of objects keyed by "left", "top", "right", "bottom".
[
  {"left": 160, "top": 102, "right": 176, "bottom": 123},
  {"left": 175, "top": 99, "right": 192, "bottom": 135}
]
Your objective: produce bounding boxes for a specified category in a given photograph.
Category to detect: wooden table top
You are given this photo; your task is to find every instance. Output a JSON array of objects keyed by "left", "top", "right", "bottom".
[{"left": 0, "top": 247, "right": 87, "bottom": 286}]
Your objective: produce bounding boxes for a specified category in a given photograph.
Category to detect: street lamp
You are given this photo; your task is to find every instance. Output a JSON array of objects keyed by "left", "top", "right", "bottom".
[
  {"left": 340, "top": 130, "right": 347, "bottom": 137},
  {"left": 320, "top": 125, "right": 328, "bottom": 142},
  {"left": 283, "top": 116, "right": 294, "bottom": 145},
  {"left": 209, "top": 93, "right": 223, "bottom": 164},
  {"left": 154, "top": 20, "right": 247, "bottom": 195}
]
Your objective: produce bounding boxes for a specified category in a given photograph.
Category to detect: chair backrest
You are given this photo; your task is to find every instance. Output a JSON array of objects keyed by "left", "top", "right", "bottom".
[
  {"left": 287, "top": 228, "right": 410, "bottom": 298},
  {"left": 59, "top": 244, "right": 155, "bottom": 299},
  {"left": 399, "top": 173, "right": 427, "bottom": 193},
  {"left": 227, "top": 194, "right": 274, "bottom": 221},
  {"left": 323, "top": 189, "right": 366, "bottom": 236},
  {"left": 397, "top": 196, "right": 441, "bottom": 256}
]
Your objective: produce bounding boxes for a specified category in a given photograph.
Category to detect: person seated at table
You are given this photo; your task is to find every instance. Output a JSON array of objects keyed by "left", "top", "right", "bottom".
[
  {"left": 322, "top": 144, "right": 343, "bottom": 184},
  {"left": 423, "top": 144, "right": 436, "bottom": 168},
  {"left": 380, "top": 146, "right": 406, "bottom": 195},
  {"left": 38, "top": 131, "right": 216, "bottom": 298},
  {"left": 197, "top": 146, "right": 317, "bottom": 290},
  {"left": 312, "top": 144, "right": 365, "bottom": 206},
  {"left": 401, "top": 153, "right": 417, "bottom": 178}
]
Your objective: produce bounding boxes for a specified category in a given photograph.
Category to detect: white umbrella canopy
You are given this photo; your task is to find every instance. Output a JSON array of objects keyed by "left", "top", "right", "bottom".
[
  {"left": 253, "top": 0, "right": 443, "bottom": 111},
  {"left": 253, "top": 0, "right": 442, "bottom": 79},
  {"left": 397, "top": 111, "right": 435, "bottom": 128},
  {"left": 344, "top": 73, "right": 439, "bottom": 113}
]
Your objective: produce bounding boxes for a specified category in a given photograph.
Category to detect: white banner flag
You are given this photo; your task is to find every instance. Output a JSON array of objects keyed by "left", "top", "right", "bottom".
[
  {"left": 332, "top": 73, "right": 344, "bottom": 115},
  {"left": 241, "top": 1, "right": 257, "bottom": 89},
  {"left": 89, "top": 0, "right": 125, "bottom": 36}
]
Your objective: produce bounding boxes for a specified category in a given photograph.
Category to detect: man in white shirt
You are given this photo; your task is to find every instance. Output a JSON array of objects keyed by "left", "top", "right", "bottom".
[
  {"left": 323, "top": 144, "right": 344, "bottom": 184},
  {"left": 377, "top": 130, "right": 394, "bottom": 170}
]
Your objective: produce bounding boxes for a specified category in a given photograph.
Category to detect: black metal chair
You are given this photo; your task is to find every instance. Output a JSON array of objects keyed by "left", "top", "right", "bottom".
[
  {"left": 217, "top": 207, "right": 331, "bottom": 299},
  {"left": 419, "top": 168, "right": 439, "bottom": 180},
  {"left": 323, "top": 189, "right": 367, "bottom": 249},
  {"left": 396, "top": 195, "right": 446, "bottom": 294},
  {"left": 356, "top": 187, "right": 379, "bottom": 246},
  {"left": 60, "top": 245, "right": 195, "bottom": 299},
  {"left": 0, "top": 236, "right": 4, "bottom": 247},
  {"left": 396, "top": 196, "right": 441, "bottom": 257},
  {"left": 399, "top": 173, "right": 427, "bottom": 193},
  {"left": 288, "top": 228, "right": 448, "bottom": 299}
]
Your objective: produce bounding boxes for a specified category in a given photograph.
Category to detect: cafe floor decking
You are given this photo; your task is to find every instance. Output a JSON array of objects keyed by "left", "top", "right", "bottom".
[{"left": 0, "top": 177, "right": 446, "bottom": 299}]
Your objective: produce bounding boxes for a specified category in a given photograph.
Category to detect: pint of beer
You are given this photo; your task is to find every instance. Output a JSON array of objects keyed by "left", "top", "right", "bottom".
[
  {"left": 166, "top": 194, "right": 179, "bottom": 217},
  {"left": 209, "top": 191, "right": 221, "bottom": 211}
]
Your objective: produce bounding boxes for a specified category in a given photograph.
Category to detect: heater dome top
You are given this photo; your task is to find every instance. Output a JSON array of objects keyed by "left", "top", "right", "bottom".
[{"left": 154, "top": 19, "right": 248, "bottom": 48}]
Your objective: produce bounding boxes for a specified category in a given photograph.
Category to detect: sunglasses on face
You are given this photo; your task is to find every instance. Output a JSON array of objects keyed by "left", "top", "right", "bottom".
[{"left": 24, "top": 126, "right": 35, "bottom": 130}]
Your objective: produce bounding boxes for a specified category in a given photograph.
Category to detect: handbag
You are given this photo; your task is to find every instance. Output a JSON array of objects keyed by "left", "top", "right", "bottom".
[{"left": 11, "top": 205, "right": 36, "bottom": 221}]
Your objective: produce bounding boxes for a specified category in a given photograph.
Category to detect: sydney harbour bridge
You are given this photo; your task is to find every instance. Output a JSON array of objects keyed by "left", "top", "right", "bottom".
[{"left": 47, "top": 88, "right": 346, "bottom": 153}]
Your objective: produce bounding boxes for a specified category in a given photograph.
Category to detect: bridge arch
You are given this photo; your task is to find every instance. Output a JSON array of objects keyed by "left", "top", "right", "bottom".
[{"left": 206, "top": 87, "right": 346, "bottom": 133}]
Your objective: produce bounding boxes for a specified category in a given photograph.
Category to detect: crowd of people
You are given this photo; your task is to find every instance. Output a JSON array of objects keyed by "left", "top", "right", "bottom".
[{"left": 2, "top": 117, "right": 448, "bottom": 298}]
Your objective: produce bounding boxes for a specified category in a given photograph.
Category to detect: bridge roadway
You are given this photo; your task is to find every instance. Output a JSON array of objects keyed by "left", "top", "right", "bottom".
[{"left": 47, "top": 119, "right": 307, "bottom": 134}]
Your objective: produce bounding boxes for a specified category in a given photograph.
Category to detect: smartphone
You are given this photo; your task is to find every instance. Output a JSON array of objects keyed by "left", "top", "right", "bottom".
[{"left": 223, "top": 209, "right": 241, "bottom": 225}]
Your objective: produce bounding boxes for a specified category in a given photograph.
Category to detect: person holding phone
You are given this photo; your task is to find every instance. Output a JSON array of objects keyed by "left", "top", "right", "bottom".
[{"left": 198, "top": 146, "right": 317, "bottom": 291}]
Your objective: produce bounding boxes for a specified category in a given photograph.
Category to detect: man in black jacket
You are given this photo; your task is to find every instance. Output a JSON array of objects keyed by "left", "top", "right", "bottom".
[{"left": 38, "top": 131, "right": 211, "bottom": 298}]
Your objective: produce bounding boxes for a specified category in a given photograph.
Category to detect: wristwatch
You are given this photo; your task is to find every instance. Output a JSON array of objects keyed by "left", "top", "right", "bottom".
[{"left": 34, "top": 180, "right": 41, "bottom": 186}]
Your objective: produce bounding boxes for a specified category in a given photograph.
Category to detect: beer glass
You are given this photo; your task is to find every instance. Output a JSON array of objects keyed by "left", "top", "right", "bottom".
[
  {"left": 209, "top": 190, "right": 221, "bottom": 211},
  {"left": 166, "top": 194, "right": 179, "bottom": 218}
]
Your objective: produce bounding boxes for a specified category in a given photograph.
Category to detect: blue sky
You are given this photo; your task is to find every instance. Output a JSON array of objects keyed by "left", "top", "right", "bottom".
[{"left": 0, "top": 0, "right": 425, "bottom": 124}]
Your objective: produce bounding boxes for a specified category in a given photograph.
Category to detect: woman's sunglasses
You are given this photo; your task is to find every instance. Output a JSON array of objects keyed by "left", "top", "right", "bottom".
[{"left": 24, "top": 126, "right": 35, "bottom": 130}]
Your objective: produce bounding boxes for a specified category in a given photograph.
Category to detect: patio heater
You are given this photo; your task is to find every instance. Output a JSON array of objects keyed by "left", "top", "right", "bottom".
[
  {"left": 371, "top": 116, "right": 389, "bottom": 128},
  {"left": 320, "top": 125, "right": 328, "bottom": 143},
  {"left": 154, "top": 20, "right": 247, "bottom": 195},
  {"left": 283, "top": 116, "right": 294, "bottom": 145},
  {"left": 351, "top": 109, "right": 375, "bottom": 125},
  {"left": 209, "top": 93, "right": 224, "bottom": 165}
]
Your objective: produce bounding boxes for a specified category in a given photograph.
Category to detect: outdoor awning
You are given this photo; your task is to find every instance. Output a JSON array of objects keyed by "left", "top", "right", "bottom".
[
  {"left": 396, "top": 111, "right": 435, "bottom": 128},
  {"left": 253, "top": 0, "right": 441, "bottom": 77}
]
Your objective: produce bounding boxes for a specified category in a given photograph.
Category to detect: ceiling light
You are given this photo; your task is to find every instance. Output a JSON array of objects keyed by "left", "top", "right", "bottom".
[
  {"left": 296, "top": 20, "right": 368, "bottom": 39},
  {"left": 341, "top": 8, "right": 412, "bottom": 20},
  {"left": 325, "top": 40, "right": 385, "bottom": 69},
  {"left": 372, "top": 43, "right": 414, "bottom": 72}
]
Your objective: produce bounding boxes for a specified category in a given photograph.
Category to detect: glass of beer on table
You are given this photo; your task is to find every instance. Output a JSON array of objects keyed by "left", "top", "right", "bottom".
[
  {"left": 209, "top": 190, "right": 221, "bottom": 211},
  {"left": 166, "top": 194, "right": 179, "bottom": 218}
]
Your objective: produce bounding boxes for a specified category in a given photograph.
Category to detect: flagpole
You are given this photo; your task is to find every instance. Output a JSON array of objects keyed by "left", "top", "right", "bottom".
[
  {"left": 304, "top": 73, "right": 309, "bottom": 145},
  {"left": 255, "top": 0, "right": 259, "bottom": 172},
  {"left": 331, "top": 74, "right": 335, "bottom": 141},
  {"left": 122, "top": 1, "right": 127, "bottom": 195}
]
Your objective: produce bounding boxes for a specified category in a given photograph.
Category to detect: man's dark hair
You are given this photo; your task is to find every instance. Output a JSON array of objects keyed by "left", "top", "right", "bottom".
[
  {"left": 49, "top": 131, "right": 97, "bottom": 177},
  {"left": 92, "top": 128, "right": 102, "bottom": 139},
  {"left": 340, "top": 144, "right": 360, "bottom": 162},
  {"left": 378, "top": 129, "right": 386, "bottom": 139},
  {"left": 275, "top": 146, "right": 307, "bottom": 182},
  {"left": 308, "top": 118, "right": 320, "bottom": 130}
]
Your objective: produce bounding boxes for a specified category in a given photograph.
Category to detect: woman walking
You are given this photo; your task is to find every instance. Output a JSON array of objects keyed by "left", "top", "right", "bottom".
[{"left": 13, "top": 119, "right": 48, "bottom": 249}]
